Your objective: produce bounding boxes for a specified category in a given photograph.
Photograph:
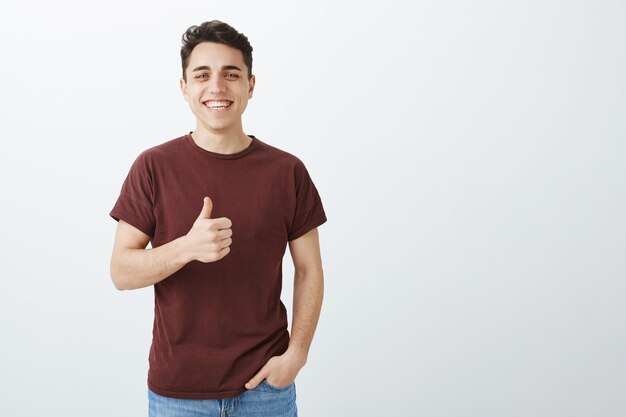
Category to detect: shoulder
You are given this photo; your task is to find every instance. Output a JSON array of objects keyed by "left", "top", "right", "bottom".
[
  {"left": 253, "top": 136, "right": 308, "bottom": 171},
  {"left": 134, "top": 133, "right": 188, "bottom": 165}
]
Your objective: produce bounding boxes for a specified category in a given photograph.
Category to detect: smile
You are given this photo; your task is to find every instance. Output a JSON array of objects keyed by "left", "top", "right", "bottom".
[{"left": 203, "top": 100, "right": 233, "bottom": 110}]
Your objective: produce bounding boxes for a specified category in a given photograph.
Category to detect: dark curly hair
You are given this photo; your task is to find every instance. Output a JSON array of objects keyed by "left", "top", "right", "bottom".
[{"left": 180, "top": 20, "right": 253, "bottom": 82}]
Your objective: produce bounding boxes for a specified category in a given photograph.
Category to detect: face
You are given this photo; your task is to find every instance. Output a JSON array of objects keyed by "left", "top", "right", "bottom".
[{"left": 180, "top": 42, "right": 255, "bottom": 134}]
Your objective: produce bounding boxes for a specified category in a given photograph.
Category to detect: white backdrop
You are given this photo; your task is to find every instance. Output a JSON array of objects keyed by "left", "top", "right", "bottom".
[{"left": 1, "top": 0, "right": 624, "bottom": 416}]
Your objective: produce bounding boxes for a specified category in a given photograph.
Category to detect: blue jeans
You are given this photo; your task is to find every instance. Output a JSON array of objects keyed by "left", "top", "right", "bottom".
[{"left": 148, "top": 380, "right": 297, "bottom": 417}]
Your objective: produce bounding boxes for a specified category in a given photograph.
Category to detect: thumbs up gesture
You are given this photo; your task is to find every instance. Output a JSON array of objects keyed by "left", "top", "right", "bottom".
[{"left": 184, "top": 196, "right": 233, "bottom": 263}]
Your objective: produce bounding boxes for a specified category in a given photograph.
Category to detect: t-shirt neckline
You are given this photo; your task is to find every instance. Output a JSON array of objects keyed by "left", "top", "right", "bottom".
[{"left": 185, "top": 131, "right": 257, "bottom": 160}]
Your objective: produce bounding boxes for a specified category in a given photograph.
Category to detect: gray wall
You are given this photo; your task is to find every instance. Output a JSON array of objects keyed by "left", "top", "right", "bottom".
[{"left": 1, "top": 0, "right": 624, "bottom": 416}]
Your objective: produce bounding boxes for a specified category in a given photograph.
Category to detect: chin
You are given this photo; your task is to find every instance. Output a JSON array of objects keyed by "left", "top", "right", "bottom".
[{"left": 205, "top": 123, "right": 232, "bottom": 131}]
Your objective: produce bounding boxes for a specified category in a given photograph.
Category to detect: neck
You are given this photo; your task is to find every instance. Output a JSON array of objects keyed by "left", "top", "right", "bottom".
[{"left": 191, "top": 124, "right": 251, "bottom": 154}]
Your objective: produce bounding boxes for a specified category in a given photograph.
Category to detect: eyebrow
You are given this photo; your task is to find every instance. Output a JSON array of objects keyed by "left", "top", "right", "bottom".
[{"left": 192, "top": 65, "right": 243, "bottom": 72}]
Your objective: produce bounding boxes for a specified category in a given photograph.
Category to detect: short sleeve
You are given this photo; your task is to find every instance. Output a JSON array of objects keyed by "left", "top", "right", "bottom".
[
  {"left": 109, "top": 151, "right": 156, "bottom": 238},
  {"left": 288, "top": 159, "right": 327, "bottom": 241}
]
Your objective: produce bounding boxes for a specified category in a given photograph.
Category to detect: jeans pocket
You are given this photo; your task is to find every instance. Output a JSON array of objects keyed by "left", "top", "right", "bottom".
[{"left": 261, "top": 379, "right": 294, "bottom": 391}]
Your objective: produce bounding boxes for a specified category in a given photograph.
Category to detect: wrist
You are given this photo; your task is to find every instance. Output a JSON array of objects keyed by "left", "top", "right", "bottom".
[
  {"left": 173, "top": 235, "right": 193, "bottom": 265},
  {"left": 285, "top": 345, "right": 308, "bottom": 366}
]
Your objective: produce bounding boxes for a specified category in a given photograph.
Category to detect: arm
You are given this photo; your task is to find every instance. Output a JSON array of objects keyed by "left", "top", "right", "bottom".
[
  {"left": 287, "top": 227, "right": 325, "bottom": 362},
  {"left": 245, "top": 227, "right": 324, "bottom": 389},
  {"left": 110, "top": 196, "right": 233, "bottom": 291},
  {"left": 109, "top": 220, "right": 190, "bottom": 291}
]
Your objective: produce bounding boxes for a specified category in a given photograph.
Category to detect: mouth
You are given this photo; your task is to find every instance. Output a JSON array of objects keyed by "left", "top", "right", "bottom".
[{"left": 203, "top": 100, "right": 233, "bottom": 111}]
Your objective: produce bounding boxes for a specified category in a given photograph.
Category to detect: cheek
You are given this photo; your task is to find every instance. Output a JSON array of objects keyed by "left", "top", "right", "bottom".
[{"left": 189, "top": 89, "right": 205, "bottom": 103}]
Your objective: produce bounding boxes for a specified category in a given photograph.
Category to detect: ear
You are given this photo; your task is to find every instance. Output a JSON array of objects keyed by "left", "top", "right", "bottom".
[
  {"left": 248, "top": 74, "right": 256, "bottom": 99},
  {"left": 180, "top": 78, "right": 188, "bottom": 102}
]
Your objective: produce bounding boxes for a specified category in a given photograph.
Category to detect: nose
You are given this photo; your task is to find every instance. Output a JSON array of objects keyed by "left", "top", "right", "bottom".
[{"left": 208, "top": 74, "right": 226, "bottom": 94}]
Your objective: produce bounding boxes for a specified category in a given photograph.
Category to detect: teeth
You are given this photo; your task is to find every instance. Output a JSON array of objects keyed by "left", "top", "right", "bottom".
[{"left": 205, "top": 100, "right": 232, "bottom": 109}]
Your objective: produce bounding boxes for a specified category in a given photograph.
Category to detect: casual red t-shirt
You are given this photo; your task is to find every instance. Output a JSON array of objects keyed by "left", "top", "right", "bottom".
[{"left": 109, "top": 132, "right": 327, "bottom": 399}]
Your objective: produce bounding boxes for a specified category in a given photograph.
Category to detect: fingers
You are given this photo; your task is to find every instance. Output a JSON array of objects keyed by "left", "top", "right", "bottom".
[
  {"left": 194, "top": 217, "right": 232, "bottom": 232},
  {"left": 245, "top": 373, "right": 265, "bottom": 390},
  {"left": 212, "top": 216, "right": 232, "bottom": 230},
  {"left": 216, "top": 237, "right": 232, "bottom": 249},
  {"left": 217, "top": 228, "right": 233, "bottom": 240},
  {"left": 218, "top": 246, "right": 231, "bottom": 259}
]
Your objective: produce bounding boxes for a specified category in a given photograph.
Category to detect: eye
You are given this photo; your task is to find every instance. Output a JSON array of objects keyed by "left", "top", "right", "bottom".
[
  {"left": 226, "top": 73, "right": 240, "bottom": 79},
  {"left": 195, "top": 73, "right": 208, "bottom": 79}
]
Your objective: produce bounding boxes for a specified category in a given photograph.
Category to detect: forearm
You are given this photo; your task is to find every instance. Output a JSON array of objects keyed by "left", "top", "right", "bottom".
[
  {"left": 111, "top": 236, "right": 191, "bottom": 291},
  {"left": 288, "top": 267, "right": 324, "bottom": 361}
]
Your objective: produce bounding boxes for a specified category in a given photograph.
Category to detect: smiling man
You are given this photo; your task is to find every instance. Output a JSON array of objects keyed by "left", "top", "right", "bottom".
[{"left": 109, "top": 20, "right": 327, "bottom": 417}]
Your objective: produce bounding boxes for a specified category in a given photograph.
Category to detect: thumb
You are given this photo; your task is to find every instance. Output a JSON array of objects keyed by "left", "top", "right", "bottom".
[{"left": 197, "top": 196, "right": 213, "bottom": 220}]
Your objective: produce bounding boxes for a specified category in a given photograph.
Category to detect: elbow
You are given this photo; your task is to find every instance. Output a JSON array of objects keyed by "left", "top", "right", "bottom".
[
  {"left": 112, "top": 278, "right": 128, "bottom": 291},
  {"left": 109, "top": 258, "right": 129, "bottom": 291},
  {"left": 110, "top": 271, "right": 127, "bottom": 291}
]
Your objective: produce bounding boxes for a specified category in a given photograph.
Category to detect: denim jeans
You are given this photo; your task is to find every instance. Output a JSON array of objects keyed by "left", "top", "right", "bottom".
[{"left": 148, "top": 380, "right": 297, "bottom": 417}]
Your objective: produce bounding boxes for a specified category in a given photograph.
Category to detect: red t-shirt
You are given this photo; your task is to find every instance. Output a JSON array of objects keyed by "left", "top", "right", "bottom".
[{"left": 109, "top": 132, "right": 327, "bottom": 399}]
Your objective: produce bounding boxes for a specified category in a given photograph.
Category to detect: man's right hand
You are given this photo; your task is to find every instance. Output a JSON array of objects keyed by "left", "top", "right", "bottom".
[{"left": 184, "top": 196, "right": 233, "bottom": 263}]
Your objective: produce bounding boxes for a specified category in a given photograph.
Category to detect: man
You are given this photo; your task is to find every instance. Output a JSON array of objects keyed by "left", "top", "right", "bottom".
[{"left": 109, "top": 20, "right": 327, "bottom": 417}]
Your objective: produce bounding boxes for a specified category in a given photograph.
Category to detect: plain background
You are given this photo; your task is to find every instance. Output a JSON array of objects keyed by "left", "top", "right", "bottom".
[{"left": 1, "top": 0, "right": 624, "bottom": 416}]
